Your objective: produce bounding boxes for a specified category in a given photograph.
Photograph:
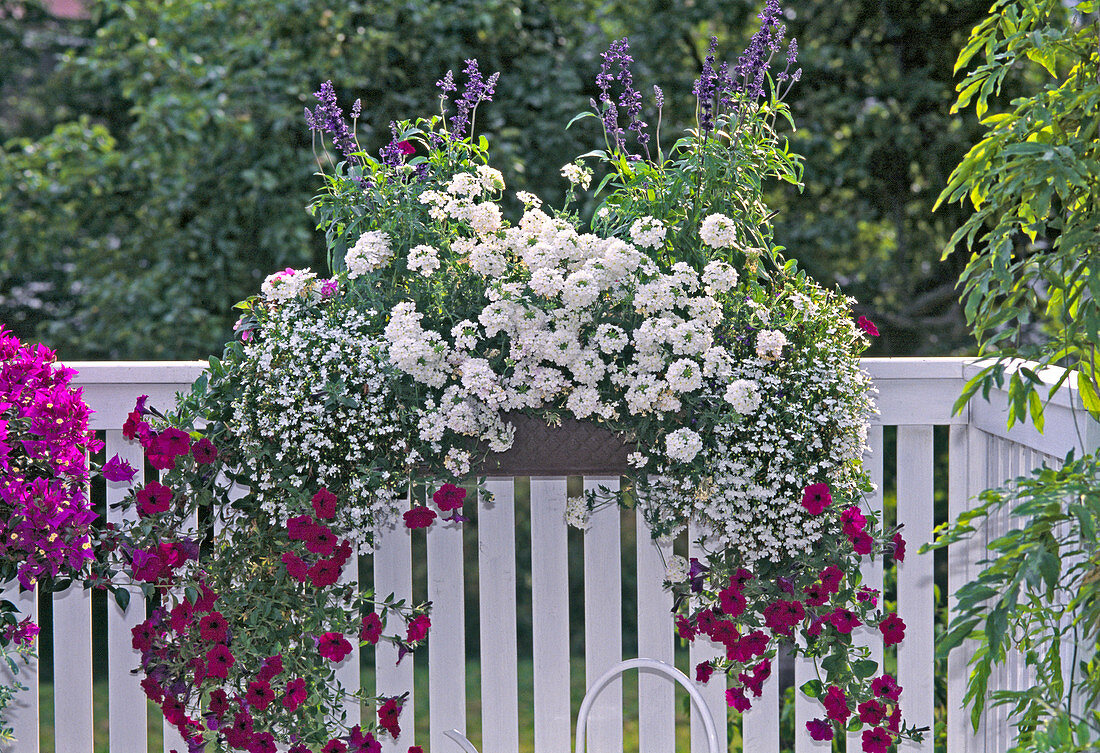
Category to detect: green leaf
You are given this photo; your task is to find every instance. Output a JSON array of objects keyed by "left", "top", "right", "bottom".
[
  {"left": 852, "top": 659, "right": 878, "bottom": 678},
  {"left": 113, "top": 588, "right": 131, "bottom": 612},
  {"left": 800, "top": 679, "right": 823, "bottom": 698},
  {"left": 936, "top": 618, "right": 981, "bottom": 658}
]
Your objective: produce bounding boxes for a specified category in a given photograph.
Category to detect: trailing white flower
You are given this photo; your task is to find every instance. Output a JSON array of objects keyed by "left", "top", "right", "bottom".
[
  {"left": 627, "top": 451, "right": 648, "bottom": 469},
  {"left": 699, "top": 213, "right": 738, "bottom": 249},
  {"left": 665, "top": 555, "right": 690, "bottom": 583},
  {"left": 346, "top": 230, "right": 393, "bottom": 277}
]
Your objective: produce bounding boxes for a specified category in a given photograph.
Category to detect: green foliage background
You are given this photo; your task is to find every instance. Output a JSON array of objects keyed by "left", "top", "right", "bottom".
[{"left": 1, "top": 0, "right": 992, "bottom": 360}]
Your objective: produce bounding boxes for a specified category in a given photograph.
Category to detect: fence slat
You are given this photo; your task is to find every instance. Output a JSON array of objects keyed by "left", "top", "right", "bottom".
[
  {"left": 897, "top": 425, "right": 935, "bottom": 752},
  {"left": 583, "top": 476, "right": 623, "bottom": 753},
  {"left": 947, "top": 424, "right": 976, "bottom": 753},
  {"left": 53, "top": 585, "right": 93, "bottom": 752},
  {"left": 479, "top": 478, "right": 519, "bottom": 753},
  {"left": 375, "top": 511, "right": 415, "bottom": 753},
  {"left": 104, "top": 430, "right": 147, "bottom": 753},
  {"left": 336, "top": 552, "right": 362, "bottom": 729},
  {"left": 0, "top": 583, "right": 38, "bottom": 753},
  {"left": 530, "top": 477, "right": 571, "bottom": 753},
  {"left": 428, "top": 491, "right": 467, "bottom": 753},
  {"left": 634, "top": 506, "right": 674, "bottom": 753},
  {"left": 742, "top": 668, "right": 779, "bottom": 753},
  {"left": 849, "top": 423, "right": 885, "bottom": 751},
  {"left": 687, "top": 527, "right": 726, "bottom": 753}
]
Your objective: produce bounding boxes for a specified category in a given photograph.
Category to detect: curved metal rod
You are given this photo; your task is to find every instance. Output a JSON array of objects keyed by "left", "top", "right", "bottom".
[
  {"left": 575, "top": 657, "right": 721, "bottom": 753},
  {"left": 444, "top": 728, "right": 481, "bottom": 753}
]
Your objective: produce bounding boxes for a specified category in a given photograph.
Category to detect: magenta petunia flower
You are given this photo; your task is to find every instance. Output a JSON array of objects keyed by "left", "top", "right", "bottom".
[
  {"left": 892, "top": 532, "right": 906, "bottom": 562},
  {"left": 287, "top": 514, "right": 315, "bottom": 541},
  {"left": 305, "top": 523, "right": 338, "bottom": 556},
  {"left": 205, "top": 644, "right": 236, "bottom": 679},
  {"left": 191, "top": 437, "right": 218, "bottom": 464},
  {"left": 377, "top": 697, "right": 403, "bottom": 737},
  {"left": 862, "top": 726, "right": 892, "bottom": 753},
  {"left": 820, "top": 565, "right": 844, "bottom": 593},
  {"left": 246, "top": 680, "right": 275, "bottom": 710},
  {"left": 852, "top": 531, "right": 874, "bottom": 555},
  {"left": 801, "top": 482, "right": 832, "bottom": 514},
  {"left": 282, "top": 677, "right": 308, "bottom": 712},
  {"left": 695, "top": 661, "right": 714, "bottom": 683},
  {"left": 432, "top": 483, "right": 467, "bottom": 512},
  {"left": 725, "top": 686, "right": 751, "bottom": 711},
  {"left": 257, "top": 654, "right": 284, "bottom": 682},
  {"left": 199, "top": 611, "right": 229, "bottom": 643},
  {"left": 361, "top": 612, "right": 384, "bottom": 645},
  {"left": 308, "top": 557, "right": 342, "bottom": 588},
  {"left": 403, "top": 506, "right": 437, "bottom": 529},
  {"left": 871, "top": 673, "right": 902, "bottom": 701},
  {"left": 806, "top": 719, "right": 833, "bottom": 741},
  {"left": 822, "top": 685, "right": 850, "bottom": 722},
  {"left": 879, "top": 613, "right": 906, "bottom": 646},
  {"left": 857, "top": 316, "right": 880, "bottom": 337},
  {"left": 828, "top": 608, "right": 861, "bottom": 634},
  {"left": 406, "top": 614, "right": 431, "bottom": 643},
  {"left": 312, "top": 487, "right": 338, "bottom": 519},
  {"left": 208, "top": 688, "right": 230, "bottom": 718},
  {"left": 282, "top": 551, "right": 310, "bottom": 582},
  {"left": 135, "top": 480, "right": 173, "bottom": 516},
  {"left": 318, "top": 632, "right": 353, "bottom": 662},
  {"left": 841, "top": 506, "right": 867, "bottom": 537},
  {"left": 858, "top": 699, "right": 887, "bottom": 725}
]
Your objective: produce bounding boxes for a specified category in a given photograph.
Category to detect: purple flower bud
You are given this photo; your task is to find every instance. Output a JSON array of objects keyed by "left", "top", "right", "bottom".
[{"left": 653, "top": 84, "right": 664, "bottom": 108}]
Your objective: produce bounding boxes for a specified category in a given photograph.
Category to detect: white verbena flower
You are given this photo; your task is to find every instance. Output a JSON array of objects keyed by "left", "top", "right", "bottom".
[
  {"left": 561, "top": 162, "right": 592, "bottom": 190},
  {"left": 665, "top": 427, "right": 703, "bottom": 463},
  {"left": 630, "top": 216, "right": 667, "bottom": 250},
  {"left": 515, "top": 191, "right": 542, "bottom": 209},
  {"left": 699, "top": 213, "right": 738, "bottom": 249},
  {"left": 407, "top": 244, "right": 440, "bottom": 275},
  {"left": 724, "top": 379, "right": 762, "bottom": 414},
  {"left": 755, "top": 329, "right": 789, "bottom": 361},
  {"left": 702, "top": 260, "right": 739, "bottom": 294},
  {"left": 346, "top": 230, "right": 393, "bottom": 278}
]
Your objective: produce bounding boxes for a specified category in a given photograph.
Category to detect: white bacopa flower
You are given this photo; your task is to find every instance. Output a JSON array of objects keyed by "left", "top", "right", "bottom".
[
  {"left": 699, "top": 213, "right": 738, "bottom": 249},
  {"left": 565, "top": 496, "right": 591, "bottom": 530},
  {"left": 596, "top": 207, "right": 610, "bottom": 219},
  {"left": 346, "top": 230, "right": 393, "bottom": 278},
  {"left": 724, "top": 379, "right": 762, "bottom": 414},
  {"left": 755, "top": 329, "right": 789, "bottom": 361},
  {"left": 630, "top": 216, "right": 667, "bottom": 250},
  {"left": 561, "top": 162, "right": 592, "bottom": 190},
  {"left": 407, "top": 244, "right": 440, "bottom": 275},
  {"left": 627, "top": 451, "right": 648, "bottom": 468},
  {"left": 665, "top": 555, "right": 690, "bottom": 583},
  {"left": 702, "top": 260, "right": 739, "bottom": 294},
  {"left": 664, "top": 427, "right": 703, "bottom": 463}
]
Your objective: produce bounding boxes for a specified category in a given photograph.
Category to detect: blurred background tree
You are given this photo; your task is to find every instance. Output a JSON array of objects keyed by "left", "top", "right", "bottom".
[{"left": 1, "top": 0, "right": 990, "bottom": 359}]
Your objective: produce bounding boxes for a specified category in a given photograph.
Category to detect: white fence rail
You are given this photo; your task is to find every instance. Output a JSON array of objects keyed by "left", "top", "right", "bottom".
[{"left": 1, "top": 358, "right": 1096, "bottom": 753}]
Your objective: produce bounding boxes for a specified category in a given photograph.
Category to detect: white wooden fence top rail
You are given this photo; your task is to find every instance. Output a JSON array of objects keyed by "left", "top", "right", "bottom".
[{"left": 1, "top": 357, "right": 1095, "bottom": 753}]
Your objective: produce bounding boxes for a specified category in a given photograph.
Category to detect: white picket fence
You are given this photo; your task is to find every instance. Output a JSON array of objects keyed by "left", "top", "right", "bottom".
[{"left": 1, "top": 357, "right": 1096, "bottom": 753}]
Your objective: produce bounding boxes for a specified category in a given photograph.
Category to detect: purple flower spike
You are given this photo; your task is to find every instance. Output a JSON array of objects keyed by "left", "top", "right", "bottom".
[
  {"left": 305, "top": 81, "right": 359, "bottom": 163},
  {"left": 653, "top": 84, "right": 664, "bottom": 109},
  {"left": 449, "top": 59, "right": 499, "bottom": 140},
  {"left": 693, "top": 37, "right": 719, "bottom": 133}
]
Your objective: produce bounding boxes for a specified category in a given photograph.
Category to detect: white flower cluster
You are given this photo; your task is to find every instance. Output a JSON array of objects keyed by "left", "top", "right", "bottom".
[
  {"left": 560, "top": 162, "right": 592, "bottom": 189},
  {"left": 231, "top": 300, "right": 414, "bottom": 550},
  {"left": 699, "top": 213, "right": 738, "bottom": 249},
  {"left": 407, "top": 244, "right": 440, "bottom": 276},
  {"left": 260, "top": 268, "right": 319, "bottom": 303},
  {"left": 630, "top": 216, "right": 667, "bottom": 249},
  {"left": 346, "top": 230, "right": 393, "bottom": 278},
  {"left": 639, "top": 289, "right": 876, "bottom": 564},
  {"left": 377, "top": 196, "right": 760, "bottom": 472},
  {"left": 665, "top": 554, "right": 690, "bottom": 583}
]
